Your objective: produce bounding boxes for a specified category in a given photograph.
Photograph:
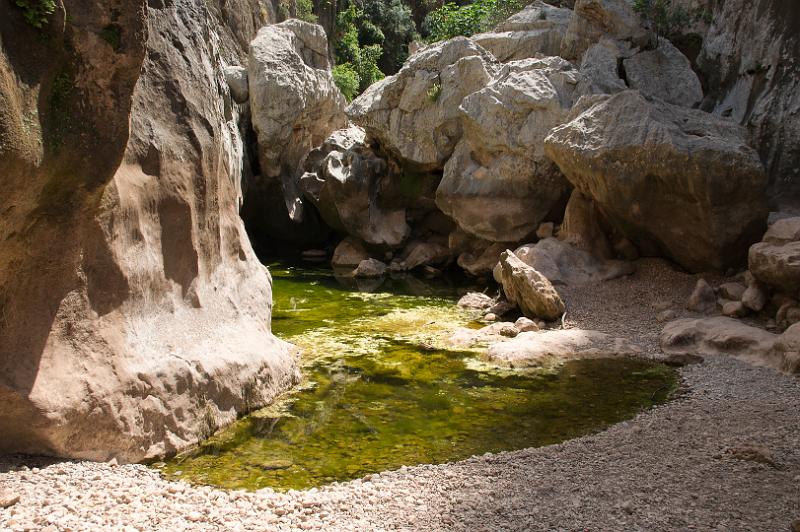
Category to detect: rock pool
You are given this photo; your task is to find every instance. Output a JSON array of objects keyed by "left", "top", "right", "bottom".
[{"left": 157, "top": 264, "right": 676, "bottom": 491}]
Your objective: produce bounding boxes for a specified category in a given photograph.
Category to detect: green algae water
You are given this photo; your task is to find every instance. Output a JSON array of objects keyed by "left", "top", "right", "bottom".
[{"left": 158, "top": 264, "right": 676, "bottom": 491}]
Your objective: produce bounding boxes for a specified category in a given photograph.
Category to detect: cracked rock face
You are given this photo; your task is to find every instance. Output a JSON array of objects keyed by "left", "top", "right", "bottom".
[
  {"left": 248, "top": 19, "right": 347, "bottom": 223},
  {"left": 545, "top": 90, "right": 769, "bottom": 272},
  {"left": 0, "top": 0, "right": 299, "bottom": 462},
  {"left": 347, "top": 37, "right": 497, "bottom": 171},
  {"left": 436, "top": 57, "right": 578, "bottom": 243},
  {"left": 472, "top": 0, "right": 572, "bottom": 62}
]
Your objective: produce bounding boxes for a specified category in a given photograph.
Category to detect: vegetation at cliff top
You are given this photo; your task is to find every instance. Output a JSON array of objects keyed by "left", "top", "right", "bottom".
[
  {"left": 423, "top": 0, "right": 527, "bottom": 41},
  {"left": 13, "top": 0, "right": 56, "bottom": 29}
]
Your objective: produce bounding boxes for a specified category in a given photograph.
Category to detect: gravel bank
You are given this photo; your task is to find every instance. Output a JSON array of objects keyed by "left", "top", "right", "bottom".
[
  {"left": 1, "top": 259, "right": 798, "bottom": 531},
  {"left": 2, "top": 361, "right": 798, "bottom": 530}
]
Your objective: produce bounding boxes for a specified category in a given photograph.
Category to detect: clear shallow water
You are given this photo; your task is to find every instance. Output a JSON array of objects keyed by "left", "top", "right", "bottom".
[{"left": 157, "top": 264, "right": 676, "bottom": 491}]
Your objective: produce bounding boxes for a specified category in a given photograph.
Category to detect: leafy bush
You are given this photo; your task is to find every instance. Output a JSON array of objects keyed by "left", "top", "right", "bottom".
[
  {"left": 296, "top": 0, "right": 318, "bottom": 22},
  {"left": 278, "top": 0, "right": 317, "bottom": 22},
  {"left": 632, "top": 0, "right": 706, "bottom": 39},
  {"left": 334, "top": 4, "right": 387, "bottom": 96},
  {"left": 423, "top": 0, "right": 524, "bottom": 42},
  {"left": 333, "top": 63, "right": 361, "bottom": 101},
  {"left": 426, "top": 81, "right": 441, "bottom": 102},
  {"left": 13, "top": 0, "right": 56, "bottom": 29},
  {"left": 361, "top": 0, "right": 418, "bottom": 73}
]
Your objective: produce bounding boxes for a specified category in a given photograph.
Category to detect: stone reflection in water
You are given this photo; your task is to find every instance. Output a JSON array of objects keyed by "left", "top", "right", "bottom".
[{"left": 158, "top": 264, "right": 676, "bottom": 491}]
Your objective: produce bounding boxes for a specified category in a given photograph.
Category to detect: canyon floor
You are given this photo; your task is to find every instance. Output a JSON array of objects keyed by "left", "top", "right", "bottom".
[{"left": 1, "top": 260, "right": 799, "bottom": 531}]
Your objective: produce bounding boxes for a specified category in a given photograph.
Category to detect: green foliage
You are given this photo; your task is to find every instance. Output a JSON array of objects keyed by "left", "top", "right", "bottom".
[
  {"left": 13, "top": 0, "right": 56, "bottom": 29},
  {"left": 99, "top": 24, "right": 122, "bottom": 52},
  {"left": 332, "top": 63, "right": 360, "bottom": 101},
  {"left": 426, "top": 81, "right": 441, "bottom": 102},
  {"left": 361, "top": 0, "right": 419, "bottom": 73},
  {"left": 632, "top": 0, "right": 709, "bottom": 39},
  {"left": 423, "top": 0, "right": 524, "bottom": 42},
  {"left": 296, "top": 0, "right": 318, "bottom": 22},
  {"left": 334, "top": 4, "right": 387, "bottom": 96}
]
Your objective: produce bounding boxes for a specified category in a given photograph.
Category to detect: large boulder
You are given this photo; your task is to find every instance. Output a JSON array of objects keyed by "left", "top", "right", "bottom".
[
  {"left": 300, "top": 126, "right": 410, "bottom": 247},
  {"left": 660, "top": 317, "right": 785, "bottom": 371},
  {"left": 577, "top": 38, "right": 631, "bottom": 95},
  {"left": 544, "top": 90, "right": 769, "bottom": 272},
  {"left": 346, "top": 37, "right": 497, "bottom": 170},
  {"left": 248, "top": 19, "right": 347, "bottom": 221},
  {"left": 435, "top": 57, "right": 578, "bottom": 242},
  {"left": 472, "top": 1, "right": 572, "bottom": 62},
  {"left": 497, "top": 250, "right": 565, "bottom": 320},
  {"left": 498, "top": 238, "right": 634, "bottom": 287},
  {"left": 622, "top": 37, "right": 703, "bottom": 107},
  {"left": 0, "top": 0, "right": 299, "bottom": 461},
  {"left": 748, "top": 217, "right": 800, "bottom": 297},
  {"left": 332, "top": 237, "right": 371, "bottom": 268},
  {"left": 560, "top": 0, "right": 651, "bottom": 61}
]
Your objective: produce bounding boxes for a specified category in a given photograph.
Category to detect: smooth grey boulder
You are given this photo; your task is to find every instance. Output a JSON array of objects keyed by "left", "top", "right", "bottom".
[
  {"left": 748, "top": 217, "right": 800, "bottom": 296},
  {"left": 623, "top": 37, "right": 703, "bottom": 107},
  {"left": 332, "top": 237, "right": 371, "bottom": 268},
  {"left": 544, "top": 90, "right": 768, "bottom": 272},
  {"left": 353, "top": 258, "right": 388, "bottom": 278},
  {"left": 435, "top": 57, "right": 578, "bottom": 243},
  {"left": 577, "top": 38, "right": 630, "bottom": 95},
  {"left": 661, "top": 317, "right": 785, "bottom": 371},
  {"left": 497, "top": 238, "right": 634, "bottom": 287},
  {"left": 497, "top": 250, "right": 565, "bottom": 320},
  {"left": 472, "top": 1, "right": 572, "bottom": 62},
  {"left": 347, "top": 37, "right": 497, "bottom": 170},
  {"left": 485, "top": 329, "right": 641, "bottom": 368},
  {"left": 248, "top": 20, "right": 347, "bottom": 221},
  {"left": 223, "top": 65, "right": 249, "bottom": 104},
  {"left": 771, "top": 323, "right": 800, "bottom": 373}
]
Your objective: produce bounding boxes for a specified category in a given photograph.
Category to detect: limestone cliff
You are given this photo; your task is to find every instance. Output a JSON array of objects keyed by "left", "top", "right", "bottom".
[
  {"left": 0, "top": 0, "right": 299, "bottom": 462},
  {"left": 697, "top": 0, "right": 800, "bottom": 201}
]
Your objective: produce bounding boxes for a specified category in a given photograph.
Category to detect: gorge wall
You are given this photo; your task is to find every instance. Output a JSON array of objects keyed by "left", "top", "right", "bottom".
[{"left": 0, "top": 0, "right": 299, "bottom": 462}]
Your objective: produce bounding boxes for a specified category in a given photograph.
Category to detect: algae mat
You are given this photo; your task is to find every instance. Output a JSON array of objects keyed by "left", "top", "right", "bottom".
[{"left": 158, "top": 264, "right": 676, "bottom": 490}]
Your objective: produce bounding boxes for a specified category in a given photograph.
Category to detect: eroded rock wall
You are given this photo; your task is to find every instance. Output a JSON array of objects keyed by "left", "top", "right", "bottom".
[
  {"left": 0, "top": 0, "right": 299, "bottom": 462},
  {"left": 697, "top": 0, "right": 800, "bottom": 201}
]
